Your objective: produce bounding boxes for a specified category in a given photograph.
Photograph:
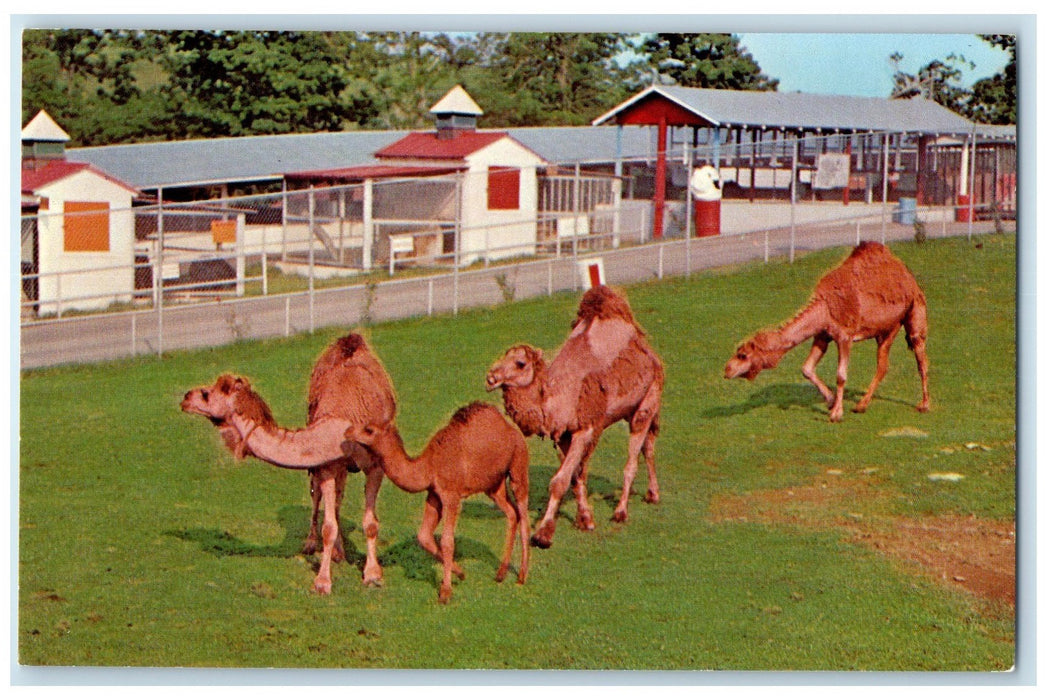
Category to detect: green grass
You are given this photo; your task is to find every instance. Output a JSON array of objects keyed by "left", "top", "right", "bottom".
[{"left": 18, "top": 234, "right": 1016, "bottom": 670}]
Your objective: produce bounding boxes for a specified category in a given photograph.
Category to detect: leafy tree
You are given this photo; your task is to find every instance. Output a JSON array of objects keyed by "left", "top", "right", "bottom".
[
  {"left": 967, "top": 34, "right": 1016, "bottom": 124},
  {"left": 160, "top": 31, "right": 354, "bottom": 138},
  {"left": 639, "top": 33, "right": 779, "bottom": 90},
  {"left": 468, "top": 32, "right": 638, "bottom": 126},
  {"left": 889, "top": 51, "right": 975, "bottom": 113}
]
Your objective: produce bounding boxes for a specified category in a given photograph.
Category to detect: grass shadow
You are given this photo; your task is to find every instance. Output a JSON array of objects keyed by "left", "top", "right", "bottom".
[
  {"left": 165, "top": 504, "right": 374, "bottom": 576},
  {"left": 705, "top": 382, "right": 836, "bottom": 419}
]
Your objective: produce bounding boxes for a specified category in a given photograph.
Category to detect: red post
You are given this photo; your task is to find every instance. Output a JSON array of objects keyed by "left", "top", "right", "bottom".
[{"left": 653, "top": 116, "right": 667, "bottom": 239}]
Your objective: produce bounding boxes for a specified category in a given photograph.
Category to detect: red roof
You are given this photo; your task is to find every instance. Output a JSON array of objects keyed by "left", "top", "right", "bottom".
[
  {"left": 21, "top": 159, "right": 137, "bottom": 195},
  {"left": 374, "top": 131, "right": 510, "bottom": 160},
  {"left": 285, "top": 164, "right": 466, "bottom": 184}
]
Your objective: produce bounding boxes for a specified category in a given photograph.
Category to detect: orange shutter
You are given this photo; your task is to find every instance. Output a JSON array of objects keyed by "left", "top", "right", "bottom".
[
  {"left": 64, "top": 201, "right": 110, "bottom": 252},
  {"left": 211, "top": 219, "right": 237, "bottom": 245}
]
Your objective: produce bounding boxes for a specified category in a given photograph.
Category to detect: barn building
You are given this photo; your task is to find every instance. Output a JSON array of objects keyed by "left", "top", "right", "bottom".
[{"left": 21, "top": 111, "right": 140, "bottom": 315}]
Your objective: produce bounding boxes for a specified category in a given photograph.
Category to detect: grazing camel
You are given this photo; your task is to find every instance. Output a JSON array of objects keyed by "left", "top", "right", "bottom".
[
  {"left": 486, "top": 284, "right": 664, "bottom": 549},
  {"left": 724, "top": 241, "right": 929, "bottom": 422},
  {"left": 181, "top": 333, "right": 396, "bottom": 594},
  {"left": 341, "top": 402, "right": 530, "bottom": 604}
]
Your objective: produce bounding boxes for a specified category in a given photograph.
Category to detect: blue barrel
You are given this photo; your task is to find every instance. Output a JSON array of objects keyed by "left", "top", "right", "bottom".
[{"left": 893, "top": 197, "right": 917, "bottom": 224}]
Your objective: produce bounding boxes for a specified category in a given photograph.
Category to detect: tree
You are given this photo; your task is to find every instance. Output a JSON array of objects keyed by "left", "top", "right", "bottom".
[
  {"left": 161, "top": 31, "right": 352, "bottom": 138},
  {"left": 639, "top": 33, "right": 778, "bottom": 90},
  {"left": 889, "top": 51, "right": 974, "bottom": 113},
  {"left": 967, "top": 34, "right": 1016, "bottom": 124},
  {"left": 468, "top": 32, "right": 638, "bottom": 126},
  {"left": 889, "top": 35, "right": 1016, "bottom": 125}
]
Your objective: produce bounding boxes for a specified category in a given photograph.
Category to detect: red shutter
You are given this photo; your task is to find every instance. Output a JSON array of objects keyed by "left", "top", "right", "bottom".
[{"left": 487, "top": 167, "right": 520, "bottom": 210}]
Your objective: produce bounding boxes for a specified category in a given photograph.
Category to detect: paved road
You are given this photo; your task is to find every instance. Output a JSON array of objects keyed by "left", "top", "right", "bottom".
[{"left": 20, "top": 218, "right": 985, "bottom": 370}]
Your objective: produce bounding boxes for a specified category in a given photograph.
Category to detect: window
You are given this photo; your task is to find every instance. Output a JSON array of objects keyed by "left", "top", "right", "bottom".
[
  {"left": 64, "top": 201, "right": 110, "bottom": 252},
  {"left": 487, "top": 167, "right": 520, "bottom": 210}
]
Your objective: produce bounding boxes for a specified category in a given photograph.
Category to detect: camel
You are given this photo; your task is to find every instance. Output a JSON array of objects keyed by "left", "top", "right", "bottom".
[
  {"left": 340, "top": 402, "right": 530, "bottom": 603},
  {"left": 724, "top": 241, "right": 929, "bottom": 422},
  {"left": 485, "top": 284, "right": 664, "bottom": 549},
  {"left": 180, "top": 333, "right": 396, "bottom": 594}
]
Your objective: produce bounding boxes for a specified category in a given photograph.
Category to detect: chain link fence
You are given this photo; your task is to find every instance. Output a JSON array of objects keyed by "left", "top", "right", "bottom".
[{"left": 20, "top": 130, "right": 1016, "bottom": 369}]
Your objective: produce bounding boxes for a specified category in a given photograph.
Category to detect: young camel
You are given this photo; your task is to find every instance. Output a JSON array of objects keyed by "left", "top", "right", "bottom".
[
  {"left": 724, "top": 241, "right": 929, "bottom": 422},
  {"left": 181, "top": 334, "right": 396, "bottom": 594},
  {"left": 342, "top": 402, "right": 530, "bottom": 604},
  {"left": 486, "top": 285, "right": 664, "bottom": 549}
]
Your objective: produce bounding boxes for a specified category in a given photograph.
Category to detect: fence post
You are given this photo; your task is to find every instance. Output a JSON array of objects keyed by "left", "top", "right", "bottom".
[
  {"left": 427, "top": 278, "right": 434, "bottom": 316},
  {"left": 881, "top": 132, "right": 890, "bottom": 244},
  {"left": 285, "top": 297, "right": 291, "bottom": 337},
  {"left": 790, "top": 137, "right": 798, "bottom": 263},
  {"left": 547, "top": 259, "right": 553, "bottom": 296},
  {"left": 308, "top": 188, "right": 315, "bottom": 333},
  {"left": 262, "top": 249, "right": 268, "bottom": 296},
  {"left": 157, "top": 187, "right": 165, "bottom": 357},
  {"left": 131, "top": 313, "right": 136, "bottom": 358},
  {"left": 658, "top": 244, "right": 664, "bottom": 280}
]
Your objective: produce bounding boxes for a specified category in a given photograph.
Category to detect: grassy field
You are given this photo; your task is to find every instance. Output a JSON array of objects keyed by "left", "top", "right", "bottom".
[{"left": 18, "top": 234, "right": 1016, "bottom": 671}]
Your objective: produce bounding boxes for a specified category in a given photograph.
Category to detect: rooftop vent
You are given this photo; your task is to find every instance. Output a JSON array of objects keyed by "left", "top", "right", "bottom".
[{"left": 430, "top": 85, "right": 483, "bottom": 140}]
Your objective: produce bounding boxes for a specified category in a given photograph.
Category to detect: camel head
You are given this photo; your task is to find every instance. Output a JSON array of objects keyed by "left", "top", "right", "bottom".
[
  {"left": 724, "top": 332, "right": 781, "bottom": 381},
  {"left": 181, "top": 374, "right": 275, "bottom": 458},
  {"left": 181, "top": 374, "right": 248, "bottom": 423},
  {"left": 485, "top": 345, "right": 545, "bottom": 392}
]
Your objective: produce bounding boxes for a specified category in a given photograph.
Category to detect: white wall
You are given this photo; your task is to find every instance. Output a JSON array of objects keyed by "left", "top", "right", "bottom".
[
  {"left": 459, "top": 139, "right": 545, "bottom": 264},
  {"left": 34, "top": 170, "right": 136, "bottom": 314}
]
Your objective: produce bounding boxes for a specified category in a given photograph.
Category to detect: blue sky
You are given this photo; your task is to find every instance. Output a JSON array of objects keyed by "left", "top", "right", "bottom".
[{"left": 737, "top": 33, "right": 1011, "bottom": 98}]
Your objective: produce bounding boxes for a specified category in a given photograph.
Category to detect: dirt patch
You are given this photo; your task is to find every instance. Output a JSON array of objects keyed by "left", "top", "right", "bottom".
[{"left": 708, "top": 474, "right": 1015, "bottom": 608}]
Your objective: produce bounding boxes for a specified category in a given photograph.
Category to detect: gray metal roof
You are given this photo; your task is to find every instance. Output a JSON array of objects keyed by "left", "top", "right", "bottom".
[
  {"left": 67, "top": 87, "right": 985, "bottom": 192},
  {"left": 594, "top": 86, "right": 976, "bottom": 135},
  {"left": 68, "top": 125, "right": 660, "bottom": 191}
]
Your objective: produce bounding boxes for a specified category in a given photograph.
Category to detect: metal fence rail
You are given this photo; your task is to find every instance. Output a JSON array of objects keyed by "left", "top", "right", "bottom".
[{"left": 20, "top": 205, "right": 1006, "bottom": 370}]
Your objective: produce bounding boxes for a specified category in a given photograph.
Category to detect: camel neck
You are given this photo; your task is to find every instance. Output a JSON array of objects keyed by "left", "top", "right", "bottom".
[
  {"left": 369, "top": 428, "right": 432, "bottom": 494},
  {"left": 773, "top": 299, "right": 827, "bottom": 350}
]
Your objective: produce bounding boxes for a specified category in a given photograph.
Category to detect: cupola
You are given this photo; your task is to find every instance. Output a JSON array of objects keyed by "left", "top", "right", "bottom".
[
  {"left": 430, "top": 85, "right": 483, "bottom": 140},
  {"left": 21, "top": 110, "right": 71, "bottom": 170}
]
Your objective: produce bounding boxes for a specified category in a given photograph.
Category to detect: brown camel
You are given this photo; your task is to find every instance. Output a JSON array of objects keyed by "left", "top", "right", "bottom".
[
  {"left": 340, "top": 402, "right": 530, "bottom": 603},
  {"left": 724, "top": 241, "right": 929, "bottom": 422},
  {"left": 181, "top": 333, "right": 396, "bottom": 594},
  {"left": 485, "top": 284, "right": 664, "bottom": 549}
]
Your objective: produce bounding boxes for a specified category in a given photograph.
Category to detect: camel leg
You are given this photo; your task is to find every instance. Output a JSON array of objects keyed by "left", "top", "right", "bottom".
[
  {"left": 533, "top": 428, "right": 596, "bottom": 549},
  {"left": 614, "top": 390, "right": 661, "bottom": 523},
  {"left": 512, "top": 454, "right": 530, "bottom": 585},
  {"left": 642, "top": 418, "right": 659, "bottom": 505},
  {"left": 830, "top": 339, "right": 852, "bottom": 422},
  {"left": 489, "top": 481, "right": 519, "bottom": 584},
  {"left": 855, "top": 327, "right": 901, "bottom": 413},
  {"left": 417, "top": 491, "right": 464, "bottom": 579},
  {"left": 801, "top": 334, "right": 835, "bottom": 406},
  {"left": 303, "top": 468, "right": 322, "bottom": 555},
  {"left": 905, "top": 302, "right": 931, "bottom": 413},
  {"left": 438, "top": 495, "right": 462, "bottom": 604},
  {"left": 360, "top": 464, "right": 384, "bottom": 587},
  {"left": 313, "top": 473, "right": 339, "bottom": 595},
  {"left": 572, "top": 440, "right": 599, "bottom": 531}
]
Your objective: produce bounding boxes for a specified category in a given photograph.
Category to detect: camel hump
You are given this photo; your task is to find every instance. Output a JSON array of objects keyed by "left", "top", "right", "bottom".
[
  {"left": 334, "top": 333, "right": 367, "bottom": 359},
  {"left": 574, "top": 285, "right": 637, "bottom": 328},
  {"left": 450, "top": 401, "right": 498, "bottom": 426}
]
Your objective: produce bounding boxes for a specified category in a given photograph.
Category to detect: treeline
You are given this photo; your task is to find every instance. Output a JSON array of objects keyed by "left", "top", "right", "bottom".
[
  {"left": 21, "top": 31, "right": 779, "bottom": 147},
  {"left": 22, "top": 30, "right": 1015, "bottom": 148}
]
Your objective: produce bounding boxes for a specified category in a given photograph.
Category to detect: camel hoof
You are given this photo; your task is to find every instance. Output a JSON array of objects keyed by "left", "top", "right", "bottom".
[
  {"left": 438, "top": 586, "right": 452, "bottom": 604},
  {"left": 495, "top": 567, "right": 508, "bottom": 583},
  {"left": 644, "top": 491, "right": 660, "bottom": 505},
  {"left": 852, "top": 404, "right": 868, "bottom": 414},
  {"left": 575, "top": 512, "right": 596, "bottom": 531},
  {"left": 612, "top": 510, "right": 628, "bottom": 523},
  {"left": 301, "top": 539, "right": 319, "bottom": 556},
  {"left": 313, "top": 578, "right": 333, "bottom": 595},
  {"left": 530, "top": 533, "right": 553, "bottom": 549},
  {"left": 916, "top": 403, "right": 930, "bottom": 413},
  {"left": 363, "top": 566, "right": 384, "bottom": 588}
]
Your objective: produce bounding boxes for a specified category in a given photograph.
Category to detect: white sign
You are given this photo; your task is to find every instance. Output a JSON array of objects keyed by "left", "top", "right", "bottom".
[{"left": 813, "top": 153, "right": 851, "bottom": 190}]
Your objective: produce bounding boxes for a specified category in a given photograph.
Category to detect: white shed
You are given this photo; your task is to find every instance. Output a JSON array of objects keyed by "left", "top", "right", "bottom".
[
  {"left": 22, "top": 111, "right": 139, "bottom": 315},
  {"left": 373, "top": 86, "right": 547, "bottom": 265}
]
